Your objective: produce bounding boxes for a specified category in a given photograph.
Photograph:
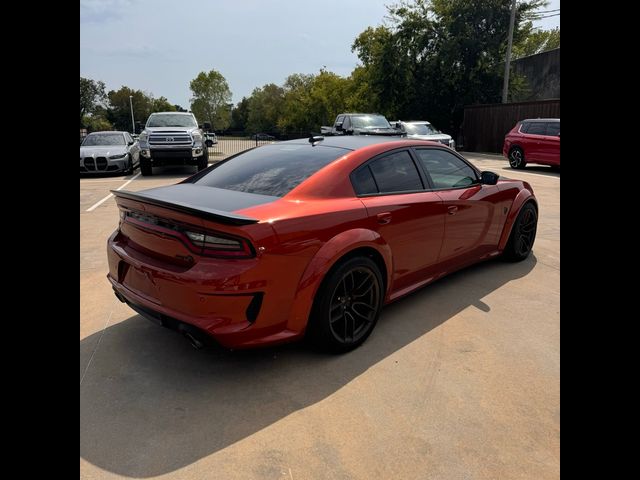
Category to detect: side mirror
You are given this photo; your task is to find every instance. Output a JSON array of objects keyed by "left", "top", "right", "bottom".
[
  {"left": 128, "top": 140, "right": 134, "bottom": 145},
  {"left": 203, "top": 122, "right": 212, "bottom": 131},
  {"left": 481, "top": 171, "right": 499, "bottom": 185},
  {"left": 335, "top": 123, "right": 344, "bottom": 132}
]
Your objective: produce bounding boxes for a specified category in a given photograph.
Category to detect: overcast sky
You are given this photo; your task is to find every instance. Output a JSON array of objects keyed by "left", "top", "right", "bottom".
[{"left": 80, "top": 0, "right": 559, "bottom": 108}]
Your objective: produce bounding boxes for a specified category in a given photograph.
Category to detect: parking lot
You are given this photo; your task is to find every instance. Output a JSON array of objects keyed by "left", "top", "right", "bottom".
[{"left": 80, "top": 151, "right": 559, "bottom": 479}]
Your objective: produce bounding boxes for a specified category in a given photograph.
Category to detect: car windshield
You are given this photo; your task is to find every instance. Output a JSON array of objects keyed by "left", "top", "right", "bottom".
[
  {"left": 82, "top": 133, "right": 125, "bottom": 146},
  {"left": 146, "top": 114, "right": 197, "bottom": 128},
  {"left": 351, "top": 115, "right": 391, "bottom": 129},
  {"left": 405, "top": 123, "right": 437, "bottom": 135},
  {"left": 193, "top": 144, "right": 346, "bottom": 197}
]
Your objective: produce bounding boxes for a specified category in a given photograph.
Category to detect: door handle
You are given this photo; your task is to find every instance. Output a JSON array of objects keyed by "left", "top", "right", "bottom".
[
  {"left": 448, "top": 206, "right": 458, "bottom": 215},
  {"left": 376, "top": 212, "right": 392, "bottom": 224}
]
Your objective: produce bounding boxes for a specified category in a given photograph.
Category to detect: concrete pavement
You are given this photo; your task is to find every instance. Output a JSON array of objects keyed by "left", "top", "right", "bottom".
[{"left": 80, "top": 152, "right": 559, "bottom": 479}]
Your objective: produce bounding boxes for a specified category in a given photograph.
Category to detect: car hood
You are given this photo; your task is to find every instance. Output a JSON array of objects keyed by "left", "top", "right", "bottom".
[
  {"left": 355, "top": 127, "right": 403, "bottom": 136},
  {"left": 80, "top": 145, "right": 128, "bottom": 157},
  {"left": 143, "top": 126, "right": 199, "bottom": 133},
  {"left": 407, "top": 133, "right": 452, "bottom": 141}
]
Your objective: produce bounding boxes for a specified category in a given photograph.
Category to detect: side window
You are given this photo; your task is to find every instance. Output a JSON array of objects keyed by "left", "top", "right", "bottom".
[
  {"left": 343, "top": 116, "right": 351, "bottom": 130},
  {"left": 415, "top": 149, "right": 478, "bottom": 189},
  {"left": 351, "top": 166, "right": 377, "bottom": 195},
  {"left": 519, "top": 122, "right": 529, "bottom": 133},
  {"left": 368, "top": 150, "right": 423, "bottom": 193},
  {"left": 527, "top": 122, "right": 547, "bottom": 135},
  {"left": 546, "top": 122, "right": 560, "bottom": 136},
  {"left": 336, "top": 115, "right": 345, "bottom": 126}
]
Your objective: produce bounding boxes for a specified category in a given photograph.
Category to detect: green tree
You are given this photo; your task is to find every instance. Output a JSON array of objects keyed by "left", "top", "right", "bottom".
[
  {"left": 512, "top": 27, "right": 559, "bottom": 58},
  {"left": 351, "top": 0, "right": 544, "bottom": 135},
  {"left": 80, "top": 77, "right": 106, "bottom": 127},
  {"left": 246, "top": 83, "right": 285, "bottom": 133},
  {"left": 84, "top": 114, "right": 113, "bottom": 132},
  {"left": 189, "top": 69, "right": 232, "bottom": 130},
  {"left": 230, "top": 97, "right": 250, "bottom": 130},
  {"left": 106, "top": 87, "right": 176, "bottom": 131}
]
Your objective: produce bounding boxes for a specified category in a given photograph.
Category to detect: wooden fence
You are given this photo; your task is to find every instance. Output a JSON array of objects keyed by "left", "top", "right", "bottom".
[{"left": 461, "top": 99, "right": 560, "bottom": 153}]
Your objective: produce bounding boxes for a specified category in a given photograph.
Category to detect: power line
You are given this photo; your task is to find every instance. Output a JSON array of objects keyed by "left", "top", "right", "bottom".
[
  {"left": 534, "top": 8, "right": 560, "bottom": 14},
  {"left": 534, "top": 13, "right": 560, "bottom": 19}
]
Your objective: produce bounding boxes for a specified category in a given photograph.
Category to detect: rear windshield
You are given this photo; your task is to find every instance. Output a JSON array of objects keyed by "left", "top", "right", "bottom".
[{"left": 193, "top": 144, "right": 347, "bottom": 197}]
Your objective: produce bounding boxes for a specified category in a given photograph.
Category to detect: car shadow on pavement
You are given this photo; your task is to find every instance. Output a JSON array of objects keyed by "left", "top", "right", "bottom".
[{"left": 80, "top": 255, "right": 536, "bottom": 478}]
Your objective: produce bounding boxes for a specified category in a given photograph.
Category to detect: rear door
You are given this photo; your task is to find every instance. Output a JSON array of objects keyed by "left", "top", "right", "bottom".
[
  {"left": 540, "top": 121, "right": 560, "bottom": 165},
  {"left": 522, "top": 121, "right": 547, "bottom": 162},
  {"left": 413, "top": 148, "right": 506, "bottom": 268},
  {"left": 353, "top": 149, "right": 446, "bottom": 294}
]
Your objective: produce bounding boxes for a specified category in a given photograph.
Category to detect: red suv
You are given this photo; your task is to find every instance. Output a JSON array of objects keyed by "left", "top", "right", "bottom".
[{"left": 503, "top": 118, "right": 560, "bottom": 169}]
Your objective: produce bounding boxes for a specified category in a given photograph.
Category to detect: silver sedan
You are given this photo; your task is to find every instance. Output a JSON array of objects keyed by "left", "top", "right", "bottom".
[{"left": 80, "top": 131, "right": 140, "bottom": 174}]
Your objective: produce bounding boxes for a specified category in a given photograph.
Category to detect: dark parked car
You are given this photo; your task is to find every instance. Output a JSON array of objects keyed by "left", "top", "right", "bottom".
[
  {"left": 80, "top": 131, "right": 140, "bottom": 174},
  {"left": 108, "top": 136, "right": 537, "bottom": 352},
  {"left": 251, "top": 133, "right": 275, "bottom": 141},
  {"left": 503, "top": 118, "right": 560, "bottom": 169}
]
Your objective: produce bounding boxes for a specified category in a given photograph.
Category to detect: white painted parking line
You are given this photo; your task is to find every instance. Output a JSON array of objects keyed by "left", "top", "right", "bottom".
[{"left": 85, "top": 173, "right": 140, "bottom": 212}]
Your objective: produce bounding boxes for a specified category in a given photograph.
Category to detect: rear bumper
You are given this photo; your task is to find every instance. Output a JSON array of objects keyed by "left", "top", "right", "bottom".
[{"left": 106, "top": 230, "right": 306, "bottom": 348}]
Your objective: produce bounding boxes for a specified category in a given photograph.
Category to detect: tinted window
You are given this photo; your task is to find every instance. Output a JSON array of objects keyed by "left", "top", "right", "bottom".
[
  {"left": 336, "top": 115, "right": 345, "bottom": 125},
  {"left": 526, "top": 122, "right": 547, "bottom": 135},
  {"left": 416, "top": 149, "right": 478, "bottom": 189},
  {"left": 546, "top": 122, "right": 560, "bottom": 136},
  {"left": 351, "top": 166, "right": 377, "bottom": 195},
  {"left": 519, "top": 122, "right": 529, "bottom": 133},
  {"left": 368, "top": 150, "right": 423, "bottom": 193},
  {"left": 194, "top": 144, "right": 346, "bottom": 197}
]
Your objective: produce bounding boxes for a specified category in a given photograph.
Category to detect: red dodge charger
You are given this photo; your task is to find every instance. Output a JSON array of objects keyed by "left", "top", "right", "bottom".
[{"left": 107, "top": 136, "right": 537, "bottom": 352}]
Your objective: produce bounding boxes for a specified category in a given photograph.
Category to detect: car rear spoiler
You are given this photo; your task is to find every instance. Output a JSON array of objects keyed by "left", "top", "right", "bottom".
[{"left": 111, "top": 189, "right": 260, "bottom": 225}]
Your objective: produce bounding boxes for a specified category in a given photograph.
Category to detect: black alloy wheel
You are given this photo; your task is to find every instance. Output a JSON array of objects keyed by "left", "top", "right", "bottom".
[
  {"left": 308, "top": 256, "right": 383, "bottom": 352},
  {"left": 504, "top": 202, "right": 537, "bottom": 261}
]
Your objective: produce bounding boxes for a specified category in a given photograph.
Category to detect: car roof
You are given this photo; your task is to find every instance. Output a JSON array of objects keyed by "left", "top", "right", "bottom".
[
  {"left": 148, "top": 112, "right": 193, "bottom": 115},
  {"left": 522, "top": 118, "right": 560, "bottom": 122},
  {"left": 399, "top": 120, "right": 433, "bottom": 125},
  {"left": 281, "top": 135, "right": 431, "bottom": 150}
]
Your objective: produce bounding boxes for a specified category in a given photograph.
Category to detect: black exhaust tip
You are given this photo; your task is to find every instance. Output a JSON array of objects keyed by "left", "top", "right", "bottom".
[{"left": 178, "top": 324, "right": 209, "bottom": 350}]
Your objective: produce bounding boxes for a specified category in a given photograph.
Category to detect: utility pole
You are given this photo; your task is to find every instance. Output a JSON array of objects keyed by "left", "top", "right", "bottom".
[
  {"left": 502, "top": 0, "right": 517, "bottom": 103},
  {"left": 129, "top": 95, "right": 135, "bottom": 133}
]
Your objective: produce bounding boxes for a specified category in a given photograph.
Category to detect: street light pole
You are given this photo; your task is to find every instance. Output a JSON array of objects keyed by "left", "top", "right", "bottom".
[
  {"left": 502, "top": 0, "right": 517, "bottom": 103},
  {"left": 129, "top": 95, "right": 135, "bottom": 133}
]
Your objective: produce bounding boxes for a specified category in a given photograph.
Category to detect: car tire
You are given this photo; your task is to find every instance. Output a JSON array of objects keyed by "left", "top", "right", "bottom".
[
  {"left": 307, "top": 256, "right": 384, "bottom": 353},
  {"left": 197, "top": 152, "right": 208, "bottom": 171},
  {"left": 503, "top": 202, "right": 537, "bottom": 262},
  {"left": 140, "top": 158, "right": 152, "bottom": 176},
  {"left": 508, "top": 146, "right": 526, "bottom": 169}
]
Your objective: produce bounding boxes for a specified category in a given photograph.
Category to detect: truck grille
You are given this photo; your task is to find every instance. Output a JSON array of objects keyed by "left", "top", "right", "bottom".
[{"left": 149, "top": 132, "right": 192, "bottom": 146}]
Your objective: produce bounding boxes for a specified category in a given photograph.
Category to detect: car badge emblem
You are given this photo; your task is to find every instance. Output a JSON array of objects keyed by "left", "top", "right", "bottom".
[{"left": 167, "top": 137, "right": 174, "bottom": 142}]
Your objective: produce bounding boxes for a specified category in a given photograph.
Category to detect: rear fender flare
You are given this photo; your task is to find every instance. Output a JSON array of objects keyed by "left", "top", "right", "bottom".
[
  {"left": 498, "top": 190, "right": 538, "bottom": 250},
  {"left": 286, "top": 228, "right": 392, "bottom": 333}
]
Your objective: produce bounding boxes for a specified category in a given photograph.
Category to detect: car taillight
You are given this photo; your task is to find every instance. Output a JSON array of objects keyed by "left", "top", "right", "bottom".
[{"left": 184, "top": 230, "right": 253, "bottom": 258}]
